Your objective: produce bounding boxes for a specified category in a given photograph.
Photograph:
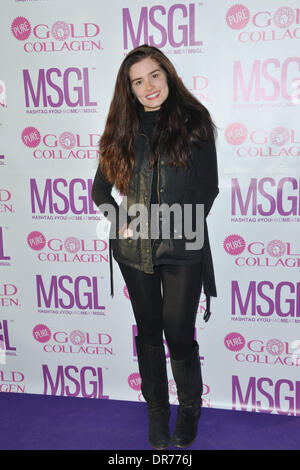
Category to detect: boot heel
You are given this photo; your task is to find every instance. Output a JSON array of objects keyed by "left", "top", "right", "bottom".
[
  {"left": 172, "top": 405, "right": 201, "bottom": 448},
  {"left": 148, "top": 407, "right": 171, "bottom": 450}
]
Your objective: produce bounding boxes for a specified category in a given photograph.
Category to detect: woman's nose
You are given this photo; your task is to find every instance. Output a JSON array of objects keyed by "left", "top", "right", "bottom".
[{"left": 144, "top": 79, "right": 154, "bottom": 91}]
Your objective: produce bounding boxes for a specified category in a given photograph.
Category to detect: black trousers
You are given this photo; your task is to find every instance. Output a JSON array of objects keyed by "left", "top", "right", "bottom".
[{"left": 118, "top": 261, "right": 203, "bottom": 361}]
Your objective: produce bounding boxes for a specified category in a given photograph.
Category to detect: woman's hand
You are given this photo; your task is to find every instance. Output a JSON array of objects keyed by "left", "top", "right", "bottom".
[{"left": 118, "top": 222, "right": 134, "bottom": 239}]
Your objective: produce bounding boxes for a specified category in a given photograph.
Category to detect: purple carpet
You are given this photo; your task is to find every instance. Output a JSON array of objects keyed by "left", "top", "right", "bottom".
[{"left": 0, "top": 392, "right": 299, "bottom": 450}]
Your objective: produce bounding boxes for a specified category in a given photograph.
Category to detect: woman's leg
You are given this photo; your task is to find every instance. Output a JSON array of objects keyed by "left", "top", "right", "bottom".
[
  {"left": 160, "top": 263, "right": 203, "bottom": 360},
  {"left": 117, "top": 262, "right": 164, "bottom": 346},
  {"left": 160, "top": 262, "right": 203, "bottom": 448},
  {"left": 117, "top": 261, "right": 171, "bottom": 450}
]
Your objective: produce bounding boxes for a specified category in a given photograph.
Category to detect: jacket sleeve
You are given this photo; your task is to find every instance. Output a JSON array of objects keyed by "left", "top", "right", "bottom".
[
  {"left": 195, "top": 125, "right": 219, "bottom": 218},
  {"left": 91, "top": 165, "right": 129, "bottom": 232}
]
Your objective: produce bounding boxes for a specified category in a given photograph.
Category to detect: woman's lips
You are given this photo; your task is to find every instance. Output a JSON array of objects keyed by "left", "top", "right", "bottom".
[{"left": 145, "top": 91, "right": 160, "bottom": 100}]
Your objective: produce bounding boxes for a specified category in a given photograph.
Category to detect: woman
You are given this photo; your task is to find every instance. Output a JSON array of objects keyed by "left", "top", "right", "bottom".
[{"left": 91, "top": 45, "right": 219, "bottom": 450}]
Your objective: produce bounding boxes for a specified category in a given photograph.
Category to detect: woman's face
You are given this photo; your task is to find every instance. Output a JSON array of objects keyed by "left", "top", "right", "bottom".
[{"left": 129, "top": 57, "right": 169, "bottom": 111}]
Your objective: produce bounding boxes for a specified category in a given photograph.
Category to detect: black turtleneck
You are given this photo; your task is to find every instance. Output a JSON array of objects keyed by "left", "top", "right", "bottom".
[{"left": 139, "top": 107, "right": 160, "bottom": 141}]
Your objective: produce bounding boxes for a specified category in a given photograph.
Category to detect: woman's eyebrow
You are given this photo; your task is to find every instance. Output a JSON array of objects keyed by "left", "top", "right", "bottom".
[{"left": 131, "top": 68, "right": 161, "bottom": 83}]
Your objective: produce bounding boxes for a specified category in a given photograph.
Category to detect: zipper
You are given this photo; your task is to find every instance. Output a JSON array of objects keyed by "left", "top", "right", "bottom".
[
  {"left": 137, "top": 131, "right": 162, "bottom": 254},
  {"left": 137, "top": 132, "right": 155, "bottom": 256},
  {"left": 151, "top": 133, "right": 162, "bottom": 251}
]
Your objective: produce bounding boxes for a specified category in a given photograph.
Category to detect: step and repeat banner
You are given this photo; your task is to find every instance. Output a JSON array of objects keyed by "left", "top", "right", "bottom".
[{"left": 1, "top": 0, "right": 300, "bottom": 416}]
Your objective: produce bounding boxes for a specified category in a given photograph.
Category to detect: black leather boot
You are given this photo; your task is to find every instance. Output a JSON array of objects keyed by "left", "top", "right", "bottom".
[
  {"left": 135, "top": 336, "right": 171, "bottom": 450},
  {"left": 170, "top": 341, "right": 203, "bottom": 448}
]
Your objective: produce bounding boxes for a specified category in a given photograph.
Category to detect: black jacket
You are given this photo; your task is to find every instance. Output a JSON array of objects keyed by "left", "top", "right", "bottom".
[{"left": 91, "top": 122, "right": 219, "bottom": 321}]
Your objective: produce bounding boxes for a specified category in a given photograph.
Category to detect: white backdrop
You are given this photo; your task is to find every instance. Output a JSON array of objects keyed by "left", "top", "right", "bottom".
[{"left": 1, "top": 0, "right": 300, "bottom": 416}]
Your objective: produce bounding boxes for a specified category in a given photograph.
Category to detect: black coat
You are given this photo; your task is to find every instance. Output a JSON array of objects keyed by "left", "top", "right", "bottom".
[{"left": 91, "top": 124, "right": 219, "bottom": 321}]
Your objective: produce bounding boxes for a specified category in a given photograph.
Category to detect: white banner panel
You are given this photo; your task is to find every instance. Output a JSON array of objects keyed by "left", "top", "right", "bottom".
[{"left": 1, "top": 0, "right": 299, "bottom": 416}]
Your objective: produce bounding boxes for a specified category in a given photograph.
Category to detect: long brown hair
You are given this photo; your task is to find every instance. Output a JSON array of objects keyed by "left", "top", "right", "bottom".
[{"left": 99, "top": 44, "right": 217, "bottom": 194}]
